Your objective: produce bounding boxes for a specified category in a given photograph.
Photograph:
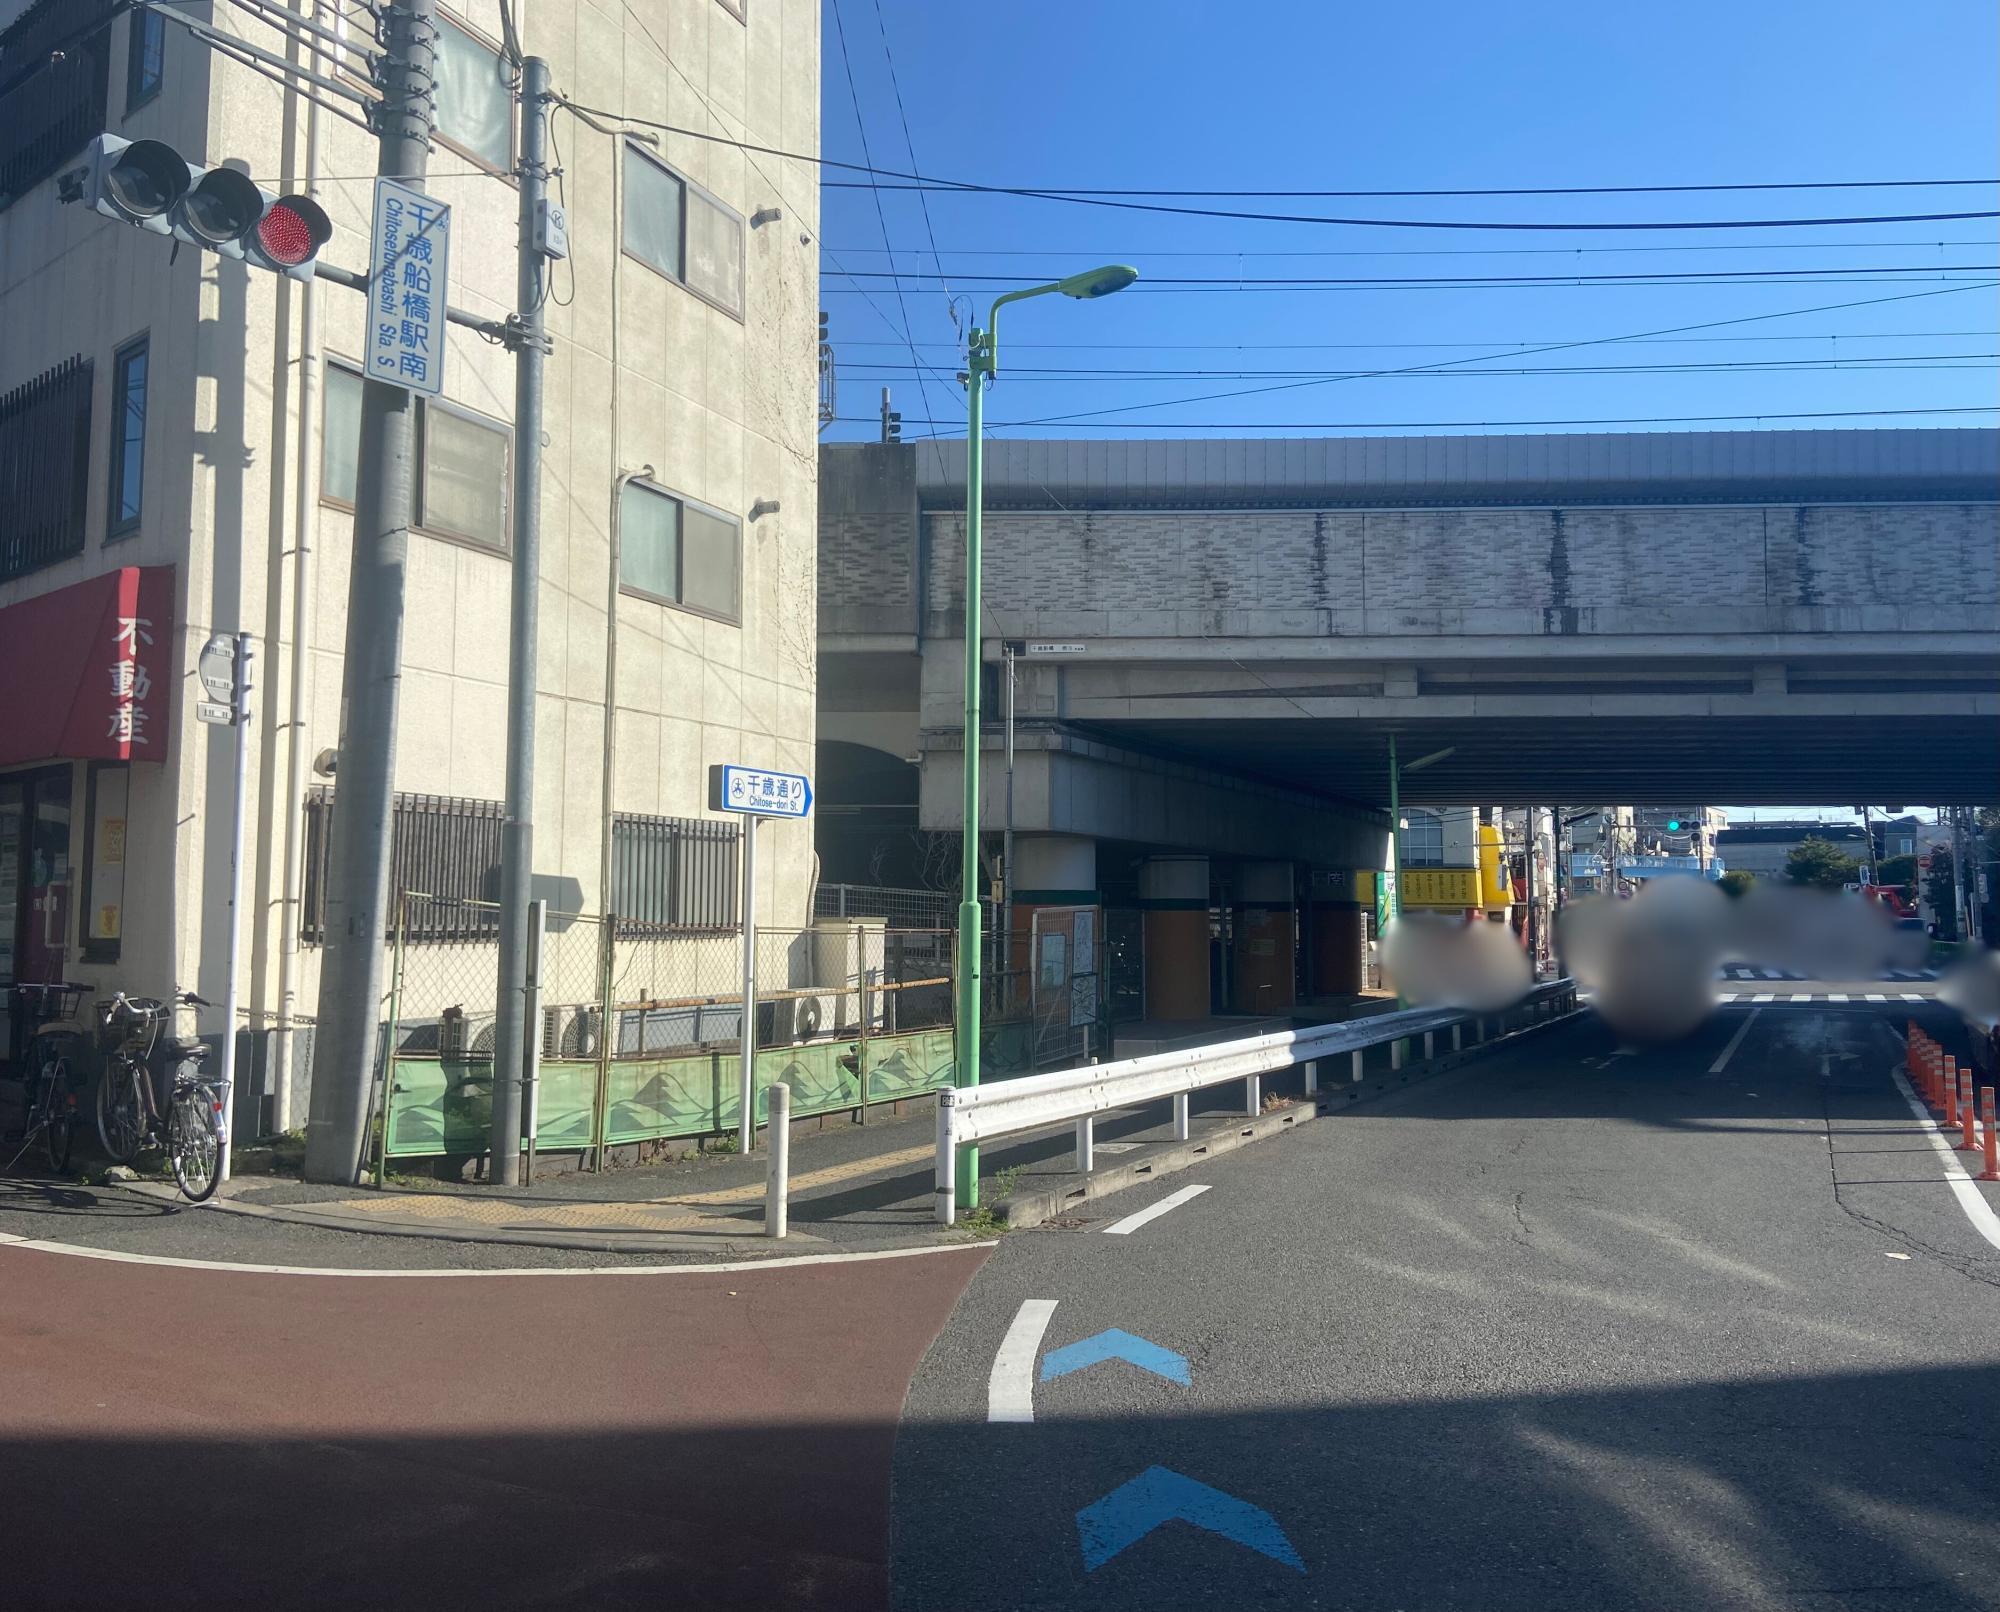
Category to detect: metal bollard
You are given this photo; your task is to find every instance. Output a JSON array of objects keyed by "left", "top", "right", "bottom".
[
  {"left": 764, "top": 1081, "right": 791, "bottom": 1239},
  {"left": 1423, "top": 1031, "right": 1435, "bottom": 1062},
  {"left": 1303, "top": 1059, "right": 1318, "bottom": 1096},
  {"left": 1391, "top": 1039, "right": 1405, "bottom": 1071},
  {"left": 1980, "top": 1088, "right": 1998, "bottom": 1183},
  {"left": 1452, "top": 1023, "right": 1462, "bottom": 1053},
  {"left": 1172, "top": 1091, "right": 1191, "bottom": 1142},
  {"left": 1245, "top": 1074, "right": 1262, "bottom": 1116},
  {"left": 1076, "top": 1114, "right": 1095, "bottom": 1173},
  {"left": 1350, "top": 1049, "right": 1363, "bottom": 1083}
]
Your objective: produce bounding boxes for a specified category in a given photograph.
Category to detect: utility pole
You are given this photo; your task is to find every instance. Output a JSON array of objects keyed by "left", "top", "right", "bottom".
[
  {"left": 304, "top": 0, "right": 435, "bottom": 1183},
  {"left": 490, "top": 55, "right": 554, "bottom": 1184}
]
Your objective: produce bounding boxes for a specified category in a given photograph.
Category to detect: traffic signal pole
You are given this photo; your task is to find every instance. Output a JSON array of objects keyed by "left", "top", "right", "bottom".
[
  {"left": 303, "top": 0, "right": 437, "bottom": 1184},
  {"left": 489, "top": 55, "right": 553, "bottom": 1184}
]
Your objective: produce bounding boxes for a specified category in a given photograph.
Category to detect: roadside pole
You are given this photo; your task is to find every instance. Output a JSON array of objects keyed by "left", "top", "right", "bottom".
[
  {"left": 738, "top": 813, "right": 760, "bottom": 1154},
  {"left": 1523, "top": 805, "right": 1539, "bottom": 979},
  {"left": 204, "top": 633, "right": 254, "bottom": 1183},
  {"left": 303, "top": 0, "right": 436, "bottom": 1183},
  {"left": 490, "top": 55, "right": 554, "bottom": 1185}
]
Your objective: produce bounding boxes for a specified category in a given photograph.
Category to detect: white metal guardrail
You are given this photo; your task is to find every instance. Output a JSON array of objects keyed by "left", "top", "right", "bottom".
[{"left": 935, "top": 979, "right": 1580, "bottom": 1224}]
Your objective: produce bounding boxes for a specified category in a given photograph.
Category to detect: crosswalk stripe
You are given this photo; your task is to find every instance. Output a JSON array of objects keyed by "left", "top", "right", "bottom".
[
  {"left": 1789, "top": 993, "right": 1812, "bottom": 1003},
  {"left": 1752, "top": 993, "right": 1775, "bottom": 1003},
  {"left": 1866, "top": 993, "right": 1886, "bottom": 1002},
  {"left": 1902, "top": 992, "right": 1924, "bottom": 1002},
  {"left": 1828, "top": 994, "right": 1849, "bottom": 1002}
]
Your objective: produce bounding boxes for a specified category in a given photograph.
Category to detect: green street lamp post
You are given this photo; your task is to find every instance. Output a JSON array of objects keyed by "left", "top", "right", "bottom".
[{"left": 956, "top": 264, "right": 1137, "bottom": 1209}]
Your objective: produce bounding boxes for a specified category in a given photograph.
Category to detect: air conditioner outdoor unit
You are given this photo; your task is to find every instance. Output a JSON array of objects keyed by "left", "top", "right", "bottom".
[{"left": 541, "top": 1004, "right": 602, "bottom": 1060}]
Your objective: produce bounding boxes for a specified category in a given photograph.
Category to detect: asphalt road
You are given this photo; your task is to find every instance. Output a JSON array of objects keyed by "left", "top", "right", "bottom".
[{"left": 893, "top": 1003, "right": 2000, "bottom": 1612}]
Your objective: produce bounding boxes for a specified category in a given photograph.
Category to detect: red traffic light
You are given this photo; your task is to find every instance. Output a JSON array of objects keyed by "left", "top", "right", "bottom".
[{"left": 254, "top": 196, "right": 332, "bottom": 267}]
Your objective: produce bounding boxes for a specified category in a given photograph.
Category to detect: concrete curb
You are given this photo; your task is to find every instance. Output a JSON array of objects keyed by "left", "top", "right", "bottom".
[
  {"left": 126, "top": 1180, "right": 983, "bottom": 1260},
  {"left": 997, "top": 1102, "right": 1318, "bottom": 1227}
]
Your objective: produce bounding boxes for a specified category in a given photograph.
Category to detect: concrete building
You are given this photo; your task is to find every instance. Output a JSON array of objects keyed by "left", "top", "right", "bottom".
[{"left": 0, "top": 0, "right": 821, "bottom": 1120}]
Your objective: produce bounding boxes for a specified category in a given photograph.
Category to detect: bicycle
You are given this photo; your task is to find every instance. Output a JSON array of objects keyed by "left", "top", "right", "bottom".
[
  {"left": 6, "top": 983, "right": 87, "bottom": 1176},
  {"left": 95, "top": 989, "right": 224, "bottom": 1202}
]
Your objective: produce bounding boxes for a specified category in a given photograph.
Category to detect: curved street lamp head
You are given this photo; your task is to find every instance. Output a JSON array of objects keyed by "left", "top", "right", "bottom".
[{"left": 1057, "top": 263, "right": 1139, "bottom": 299}]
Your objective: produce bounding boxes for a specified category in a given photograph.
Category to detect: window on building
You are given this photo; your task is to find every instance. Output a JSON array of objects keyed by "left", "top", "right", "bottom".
[
  {"left": 321, "top": 360, "right": 511, "bottom": 551},
  {"left": 1401, "top": 811, "right": 1445, "bottom": 868},
  {"left": 622, "top": 142, "right": 745, "bottom": 317},
  {"left": 434, "top": 13, "right": 512, "bottom": 171},
  {"left": 613, "top": 814, "right": 740, "bottom": 934},
  {"left": 0, "top": 0, "right": 113, "bottom": 211},
  {"left": 619, "top": 478, "right": 740, "bottom": 621},
  {"left": 0, "top": 355, "right": 92, "bottom": 583},
  {"left": 301, "top": 787, "right": 507, "bottom": 944},
  {"left": 417, "top": 399, "right": 510, "bottom": 549},
  {"left": 107, "top": 335, "right": 147, "bottom": 538},
  {"left": 126, "top": 8, "right": 165, "bottom": 111}
]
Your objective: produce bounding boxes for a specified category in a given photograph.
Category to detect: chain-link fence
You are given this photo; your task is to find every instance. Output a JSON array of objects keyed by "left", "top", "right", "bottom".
[{"left": 376, "top": 896, "right": 983, "bottom": 1165}]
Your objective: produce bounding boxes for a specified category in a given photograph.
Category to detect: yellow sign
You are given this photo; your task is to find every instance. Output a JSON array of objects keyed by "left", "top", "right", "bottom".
[
  {"left": 1399, "top": 867, "right": 1483, "bottom": 908},
  {"left": 102, "top": 818, "right": 126, "bottom": 864}
]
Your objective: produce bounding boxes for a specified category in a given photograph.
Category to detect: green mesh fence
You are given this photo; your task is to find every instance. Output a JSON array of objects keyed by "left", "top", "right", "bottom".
[{"left": 383, "top": 1028, "right": 958, "bottom": 1158}]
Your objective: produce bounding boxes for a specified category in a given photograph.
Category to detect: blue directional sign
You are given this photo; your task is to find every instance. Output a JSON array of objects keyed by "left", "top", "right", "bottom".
[
  {"left": 1076, "top": 1467, "right": 1304, "bottom": 1573},
  {"left": 1041, "top": 1329, "right": 1190, "bottom": 1387},
  {"left": 367, "top": 177, "right": 449, "bottom": 399},
  {"left": 708, "top": 763, "right": 812, "bottom": 818}
]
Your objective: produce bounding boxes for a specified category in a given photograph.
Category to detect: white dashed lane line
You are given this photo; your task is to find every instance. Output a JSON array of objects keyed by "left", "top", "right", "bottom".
[{"left": 1101, "top": 1184, "right": 1211, "bottom": 1237}]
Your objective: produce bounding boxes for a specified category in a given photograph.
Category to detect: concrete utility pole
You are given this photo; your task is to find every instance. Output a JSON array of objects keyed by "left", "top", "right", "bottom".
[
  {"left": 489, "top": 55, "right": 553, "bottom": 1185},
  {"left": 304, "top": 0, "right": 435, "bottom": 1183}
]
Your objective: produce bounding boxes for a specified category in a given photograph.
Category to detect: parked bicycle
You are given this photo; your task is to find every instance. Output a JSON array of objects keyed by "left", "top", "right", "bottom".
[
  {"left": 5, "top": 982, "right": 87, "bottom": 1175},
  {"left": 94, "top": 989, "right": 224, "bottom": 1202}
]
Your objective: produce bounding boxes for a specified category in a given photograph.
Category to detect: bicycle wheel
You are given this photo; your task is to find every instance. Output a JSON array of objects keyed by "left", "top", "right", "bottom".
[
  {"left": 96, "top": 1061, "right": 147, "bottom": 1163},
  {"left": 40, "top": 1057, "right": 73, "bottom": 1174},
  {"left": 168, "top": 1086, "right": 222, "bottom": 1202}
]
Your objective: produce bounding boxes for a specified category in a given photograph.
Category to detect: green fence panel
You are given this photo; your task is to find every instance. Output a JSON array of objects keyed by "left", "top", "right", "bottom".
[
  {"left": 863, "top": 1027, "right": 956, "bottom": 1100},
  {"left": 602, "top": 1051, "right": 731, "bottom": 1144},
  {"left": 758, "top": 1040, "right": 862, "bottom": 1120},
  {"left": 385, "top": 1058, "right": 494, "bottom": 1158},
  {"left": 535, "top": 1061, "right": 598, "bottom": 1152}
]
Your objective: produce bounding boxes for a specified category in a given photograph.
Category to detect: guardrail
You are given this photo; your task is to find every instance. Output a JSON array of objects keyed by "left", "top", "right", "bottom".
[{"left": 935, "top": 979, "right": 1580, "bottom": 1225}]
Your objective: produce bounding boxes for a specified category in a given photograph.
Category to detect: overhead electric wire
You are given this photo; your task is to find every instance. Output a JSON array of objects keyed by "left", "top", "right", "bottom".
[
  {"left": 989, "top": 280, "right": 2000, "bottom": 427},
  {"left": 839, "top": 177, "right": 2000, "bottom": 199},
  {"left": 876, "top": 405, "right": 2000, "bottom": 436},
  {"left": 834, "top": 329, "right": 2000, "bottom": 351},
  {"left": 865, "top": 0, "right": 956, "bottom": 328},
  {"left": 550, "top": 102, "right": 2000, "bottom": 232},
  {"left": 827, "top": 0, "right": 948, "bottom": 451},
  {"left": 825, "top": 237, "right": 2000, "bottom": 260},
  {"left": 841, "top": 352, "right": 2000, "bottom": 382},
  {"left": 827, "top": 261, "right": 2000, "bottom": 288}
]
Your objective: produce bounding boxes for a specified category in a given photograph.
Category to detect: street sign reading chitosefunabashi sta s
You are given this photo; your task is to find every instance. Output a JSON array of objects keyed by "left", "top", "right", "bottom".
[
  {"left": 368, "top": 177, "right": 449, "bottom": 399},
  {"left": 708, "top": 764, "right": 812, "bottom": 818}
]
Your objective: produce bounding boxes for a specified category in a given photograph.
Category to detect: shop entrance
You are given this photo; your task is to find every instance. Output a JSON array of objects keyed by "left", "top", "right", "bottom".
[{"left": 1, "top": 765, "right": 75, "bottom": 1070}]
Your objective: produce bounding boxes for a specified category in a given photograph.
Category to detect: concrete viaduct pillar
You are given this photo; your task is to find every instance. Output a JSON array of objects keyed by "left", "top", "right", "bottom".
[
  {"left": 1139, "top": 856, "right": 1211, "bottom": 1021},
  {"left": 1230, "top": 862, "right": 1296, "bottom": 1017}
]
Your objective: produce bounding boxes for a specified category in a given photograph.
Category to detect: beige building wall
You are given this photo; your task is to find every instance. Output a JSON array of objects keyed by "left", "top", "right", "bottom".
[{"left": 0, "top": 1, "right": 819, "bottom": 1086}]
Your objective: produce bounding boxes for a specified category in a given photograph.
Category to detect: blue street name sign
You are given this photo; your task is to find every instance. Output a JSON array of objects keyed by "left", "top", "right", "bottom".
[{"left": 708, "top": 763, "right": 812, "bottom": 819}]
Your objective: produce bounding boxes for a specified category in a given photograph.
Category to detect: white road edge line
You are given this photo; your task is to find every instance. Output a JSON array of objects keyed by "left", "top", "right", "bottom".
[
  {"left": 1866, "top": 994, "right": 1886, "bottom": 1002},
  {"left": 1886, "top": 1063, "right": 2000, "bottom": 1253},
  {"left": 0, "top": 1230, "right": 997, "bottom": 1279},
  {"left": 1752, "top": 993, "right": 1775, "bottom": 1004},
  {"left": 1789, "top": 993, "right": 1813, "bottom": 1003},
  {"left": 987, "top": 1299, "right": 1059, "bottom": 1423},
  {"left": 1708, "top": 1007, "right": 1762, "bottom": 1075},
  {"left": 1902, "top": 993, "right": 1924, "bottom": 1002},
  {"left": 1102, "top": 1183, "right": 1211, "bottom": 1236},
  {"left": 1829, "top": 994, "right": 1849, "bottom": 1003}
]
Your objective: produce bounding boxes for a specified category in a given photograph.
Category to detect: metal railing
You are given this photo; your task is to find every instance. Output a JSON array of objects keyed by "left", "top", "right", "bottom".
[{"left": 934, "top": 979, "right": 1581, "bottom": 1224}]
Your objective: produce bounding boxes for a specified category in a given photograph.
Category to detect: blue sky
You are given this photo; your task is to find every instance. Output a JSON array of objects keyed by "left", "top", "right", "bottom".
[{"left": 817, "top": 0, "right": 1999, "bottom": 444}]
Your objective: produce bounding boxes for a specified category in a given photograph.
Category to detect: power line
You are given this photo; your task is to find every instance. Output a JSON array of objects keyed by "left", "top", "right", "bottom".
[
  {"left": 995, "top": 280, "right": 2000, "bottom": 427},
  {"left": 861, "top": 405, "right": 2000, "bottom": 436},
  {"left": 833, "top": 330, "right": 2000, "bottom": 351},
  {"left": 865, "top": 0, "right": 955, "bottom": 330},
  {"left": 552, "top": 101, "right": 2000, "bottom": 232},
  {"left": 826, "top": 0, "right": 946, "bottom": 448},
  {"left": 838, "top": 177, "right": 2000, "bottom": 200},
  {"left": 824, "top": 276, "right": 1998, "bottom": 297},
  {"left": 841, "top": 353, "right": 2000, "bottom": 382},
  {"left": 823, "top": 238, "right": 2000, "bottom": 261},
  {"left": 828, "top": 261, "right": 2000, "bottom": 288}
]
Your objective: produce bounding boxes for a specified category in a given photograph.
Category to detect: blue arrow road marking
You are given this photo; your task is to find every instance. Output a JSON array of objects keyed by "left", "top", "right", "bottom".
[
  {"left": 1076, "top": 1467, "right": 1305, "bottom": 1573},
  {"left": 1039, "top": 1329, "right": 1191, "bottom": 1387}
]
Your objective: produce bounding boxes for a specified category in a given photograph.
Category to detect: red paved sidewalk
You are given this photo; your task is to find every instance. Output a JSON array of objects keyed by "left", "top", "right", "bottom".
[{"left": 0, "top": 1241, "right": 989, "bottom": 1611}]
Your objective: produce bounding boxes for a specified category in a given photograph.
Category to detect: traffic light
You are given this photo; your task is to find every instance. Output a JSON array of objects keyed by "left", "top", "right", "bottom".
[
  {"left": 1665, "top": 819, "right": 1683, "bottom": 833},
  {"left": 61, "top": 135, "right": 332, "bottom": 281}
]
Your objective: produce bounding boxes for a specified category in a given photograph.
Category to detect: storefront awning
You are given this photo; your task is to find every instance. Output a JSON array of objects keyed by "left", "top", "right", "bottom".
[{"left": 0, "top": 566, "right": 175, "bottom": 767}]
